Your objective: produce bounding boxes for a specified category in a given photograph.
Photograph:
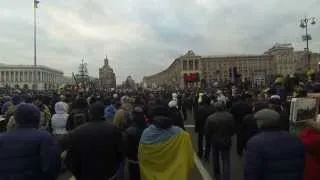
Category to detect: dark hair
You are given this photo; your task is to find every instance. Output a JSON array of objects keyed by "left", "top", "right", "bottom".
[
  {"left": 73, "top": 98, "right": 88, "bottom": 109},
  {"left": 89, "top": 101, "right": 105, "bottom": 121},
  {"left": 201, "top": 95, "right": 211, "bottom": 105}
]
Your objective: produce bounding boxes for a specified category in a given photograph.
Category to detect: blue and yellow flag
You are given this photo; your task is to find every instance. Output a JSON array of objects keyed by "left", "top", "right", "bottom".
[{"left": 138, "top": 130, "right": 194, "bottom": 180}]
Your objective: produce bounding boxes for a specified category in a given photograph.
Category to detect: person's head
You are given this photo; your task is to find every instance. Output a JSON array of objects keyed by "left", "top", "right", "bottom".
[
  {"left": 201, "top": 95, "right": 211, "bottom": 105},
  {"left": 121, "top": 102, "right": 132, "bottom": 111},
  {"left": 60, "top": 95, "right": 66, "bottom": 102},
  {"left": 121, "top": 96, "right": 130, "bottom": 104},
  {"left": 242, "top": 93, "right": 253, "bottom": 104},
  {"left": 33, "top": 95, "right": 43, "bottom": 107},
  {"left": 89, "top": 101, "right": 105, "bottom": 121},
  {"left": 254, "top": 109, "right": 281, "bottom": 130},
  {"left": 150, "top": 104, "right": 173, "bottom": 129},
  {"left": 132, "top": 106, "right": 146, "bottom": 129},
  {"left": 172, "top": 93, "right": 178, "bottom": 101},
  {"left": 72, "top": 98, "right": 88, "bottom": 110},
  {"left": 268, "top": 97, "right": 283, "bottom": 113},
  {"left": 14, "top": 104, "right": 41, "bottom": 129},
  {"left": 54, "top": 102, "right": 68, "bottom": 114},
  {"left": 89, "top": 96, "right": 97, "bottom": 105}
]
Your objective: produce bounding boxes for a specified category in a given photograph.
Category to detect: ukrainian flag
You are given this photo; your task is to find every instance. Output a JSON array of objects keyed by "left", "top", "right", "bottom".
[{"left": 138, "top": 126, "right": 194, "bottom": 180}]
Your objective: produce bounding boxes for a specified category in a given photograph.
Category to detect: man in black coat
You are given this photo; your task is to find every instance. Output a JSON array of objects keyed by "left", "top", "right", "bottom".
[
  {"left": 230, "top": 94, "right": 252, "bottom": 156},
  {"left": 61, "top": 101, "right": 124, "bottom": 180},
  {"left": 195, "top": 94, "right": 215, "bottom": 160},
  {"left": 205, "top": 102, "right": 235, "bottom": 180},
  {"left": 168, "top": 100, "right": 185, "bottom": 129}
]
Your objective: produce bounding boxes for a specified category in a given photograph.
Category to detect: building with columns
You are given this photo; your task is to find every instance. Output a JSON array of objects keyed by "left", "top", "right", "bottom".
[
  {"left": 143, "top": 43, "right": 320, "bottom": 89},
  {"left": 0, "top": 63, "right": 63, "bottom": 90},
  {"left": 99, "top": 56, "right": 116, "bottom": 90}
]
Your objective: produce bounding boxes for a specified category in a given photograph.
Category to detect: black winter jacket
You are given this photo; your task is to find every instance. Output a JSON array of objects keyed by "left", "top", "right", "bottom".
[
  {"left": 205, "top": 111, "right": 235, "bottom": 149},
  {"left": 61, "top": 121, "right": 124, "bottom": 180},
  {"left": 195, "top": 104, "right": 215, "bottom": 134}
]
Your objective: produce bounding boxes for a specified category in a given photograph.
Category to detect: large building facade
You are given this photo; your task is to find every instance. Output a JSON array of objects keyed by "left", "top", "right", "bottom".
[
  {"left": 0, "top": 64, "right": 63, "bottom": 90},
  {"left": 99, "top": 56, "right": 116, "bottom": 90},
  {"left": 143, "top": 44, "right": 320, "bottom": 89}
]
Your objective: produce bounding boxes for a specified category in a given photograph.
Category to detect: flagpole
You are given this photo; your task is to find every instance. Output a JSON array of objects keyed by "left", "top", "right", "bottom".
[{"left": 33, "top": 0, "right": 38, "bottom": 91}]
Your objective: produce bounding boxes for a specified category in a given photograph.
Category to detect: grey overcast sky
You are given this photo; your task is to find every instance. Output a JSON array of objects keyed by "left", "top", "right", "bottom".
[{"left": 0, "top": 0, "right": 319, "bottom": 82}]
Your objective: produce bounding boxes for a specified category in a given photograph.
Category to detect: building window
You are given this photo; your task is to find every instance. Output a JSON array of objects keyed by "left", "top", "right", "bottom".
[
  {"left": 189, "top": 60, "right": 193, "bottom": 70},
  {"left": 183, "top": 60, "right": 187, "bottom": 70}
]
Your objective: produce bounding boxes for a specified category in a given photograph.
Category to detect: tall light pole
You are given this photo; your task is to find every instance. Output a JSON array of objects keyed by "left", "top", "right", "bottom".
[
  {"left": 299, "top": 17, "right": 317, "bottom": 67},
  {"left": 33, "top": 0, "right": 39, "bottom": 91}
]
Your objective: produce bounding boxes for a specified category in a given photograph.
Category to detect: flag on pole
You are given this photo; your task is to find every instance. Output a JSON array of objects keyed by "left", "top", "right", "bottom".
[{"left": 34, "top": 0, "right": 40, "bottom": 8}]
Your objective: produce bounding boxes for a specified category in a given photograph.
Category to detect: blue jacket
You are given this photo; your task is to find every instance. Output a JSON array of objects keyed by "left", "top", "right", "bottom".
[
  {"left": 245, "top": 131, "right": 305, "bottom": 180},
  {"left": 0, "top": 128, "right": 61, "bottom": 180}
]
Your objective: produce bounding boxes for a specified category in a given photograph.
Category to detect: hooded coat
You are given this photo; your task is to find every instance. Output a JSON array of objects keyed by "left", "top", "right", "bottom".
[
  {"left": 51, "top": 101, "right": 69, "bottom": 135},
  {"left": 0, "top": 104, "right": 61, "bottom": 180}
]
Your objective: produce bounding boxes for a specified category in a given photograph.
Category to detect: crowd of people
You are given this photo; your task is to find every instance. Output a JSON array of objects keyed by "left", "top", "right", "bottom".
[{"left": 0, "top": 87, "right": 318, "bottom": 180}]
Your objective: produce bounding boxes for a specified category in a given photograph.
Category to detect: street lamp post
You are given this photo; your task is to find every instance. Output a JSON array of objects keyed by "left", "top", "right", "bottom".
[
  {"left": 33, "top": 0, "right": 39, "bottom": 91},
  {"left": 299, "top": 17, "right": 317, "bottom": 67}
]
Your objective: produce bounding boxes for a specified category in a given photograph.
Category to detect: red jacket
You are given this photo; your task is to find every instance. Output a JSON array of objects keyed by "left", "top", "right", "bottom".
[{"left": 300, "top": 128, "right": 320, "bottom": 180}]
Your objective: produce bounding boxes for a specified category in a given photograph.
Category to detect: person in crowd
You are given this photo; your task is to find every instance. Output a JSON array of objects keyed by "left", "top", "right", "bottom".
[
  {"left": 231, "top": 94, "right": 252, "bottom": 156},
  {"left": 6, "top": 96, "right": 24, "bottom": 131},
  {"left": 139, "top": 104, "right": 194, "bottom": 180},
  {"left": 268, "top": 96, "right": 290, "bottom": 131},
  {"left": 104, "top": 98, "right": 118, "bottom": 121},
  {"left": 33, "top": 95, "right": 52, "bottom": 131},
  {"left": 193, "top": 92, "right": 200, "bottom": 122},
  {"left": 113, "top": 104, "right": 132, "bottom": 131},
  {"left": 5, "top": 95, "right": 21, "bottom": 119},
  {"left": 241, "top": 102, "right": 269, "bottom": 150},
  {"left": 195, "top": 94, "right": 215, "bottom": 160},
  {"left": 1, "top": 96, "right": 11, "bottom": 115},
  {"left": 113, "top": 100, "right": 133, "bottom": 180},
  {"left": 245, "top": 109, "right": 305, "bottom": 180},
  {"left": 299, "top": 118, "right": 320, "bottom": 180},
  {"left": 66, "top": 98, "right": 88, "bottom": 131},
  {"left": 61, "top": 101, "right": 124, "bottom": 180},
  {"left": 168, "top": 100, "right": 185, "bottom": 129},
  {"left": 51, "top": 101, "right": 69, "bottom": 138},
  {"left": 121, "top": 95, "right": 133, "bottom": 112},
  {"left": 0, "top": 103, "right": 61, "bottom": 180},
  {"left": 205, "top": 102, "right": 235, "bottom": 180},
  {"left": 180, "top": 93, "right": 188, "bottom": 121},
  {"left": 216, "top": 90, "right": 227, "bottom": 105},
  {"left": 123, "top": 106, "right": 147, "bottom": 180}
]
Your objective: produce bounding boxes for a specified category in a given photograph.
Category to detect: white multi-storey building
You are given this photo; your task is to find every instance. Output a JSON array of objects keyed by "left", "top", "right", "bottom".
[{"left": 0, "top": 63, "right": 63, "bottom": 90}]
